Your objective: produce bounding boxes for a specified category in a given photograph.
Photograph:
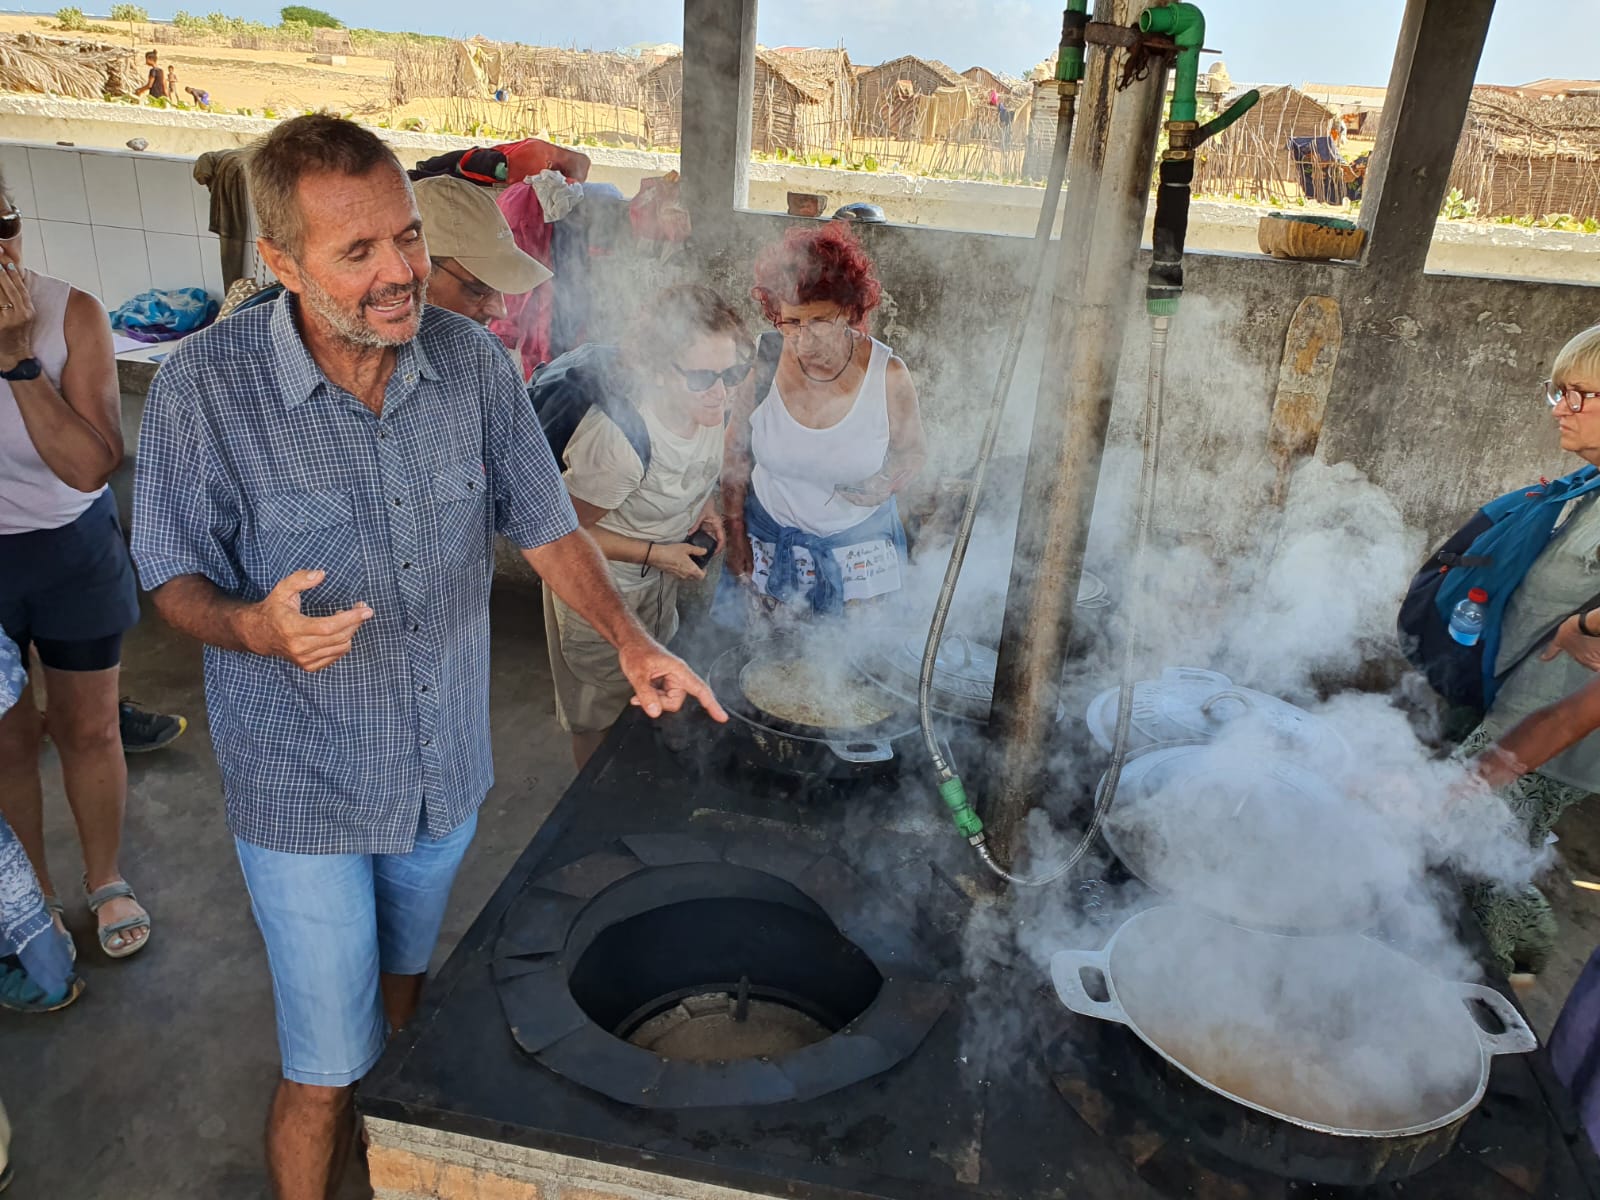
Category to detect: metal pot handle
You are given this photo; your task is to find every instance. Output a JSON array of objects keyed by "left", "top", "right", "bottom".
[
  {"left": 937, "top": 632, "right": 974, "bottom": 669},
  {"left": 1459, "top": 983, "right": 1539, "bottom": 1056},
  {"left": 826, "top": 738, "right": 894, "bottom": 765},
  {"left": 1050, "top": 949, "right": 1129, "bottom": 1026},
  {"left": 1200, "top": 689, "right": 1256, "bottom": 723}
]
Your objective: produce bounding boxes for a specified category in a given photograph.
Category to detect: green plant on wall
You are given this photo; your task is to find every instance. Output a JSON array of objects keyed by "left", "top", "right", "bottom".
[{"left": 1439, "top": 187, "right": 1479, "bottom": 221}]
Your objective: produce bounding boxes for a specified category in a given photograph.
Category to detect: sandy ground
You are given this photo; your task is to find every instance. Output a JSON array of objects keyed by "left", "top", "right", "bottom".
[{"left": 0, "top": 12, "right": 393, "bottom": 114}]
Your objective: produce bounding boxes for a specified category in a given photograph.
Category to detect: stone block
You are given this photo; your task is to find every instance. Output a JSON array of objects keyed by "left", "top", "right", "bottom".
[{"left": 369, "top": 1143, "right": 545, "bottom": 1200}]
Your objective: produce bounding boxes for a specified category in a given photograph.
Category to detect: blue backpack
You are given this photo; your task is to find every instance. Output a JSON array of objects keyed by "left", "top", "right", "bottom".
[{"left": 1398, "top": 465, "right": 1600, "bottom": 714}]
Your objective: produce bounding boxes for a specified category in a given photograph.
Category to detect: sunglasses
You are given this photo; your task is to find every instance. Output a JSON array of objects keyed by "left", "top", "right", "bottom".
[
  {"left": 673, "top": 360, "right": 752, "bottom": 393},
  {"left": 0, "top": 209, "right": 20, "bottom": 242},
  {"left": 1545, "top": 379, "right": 1600, "bottom": 414}
]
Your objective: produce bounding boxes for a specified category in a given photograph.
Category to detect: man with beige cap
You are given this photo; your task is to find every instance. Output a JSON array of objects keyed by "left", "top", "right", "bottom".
[{"left": 412, "top": 174, "right": 552, "bottom": 326}]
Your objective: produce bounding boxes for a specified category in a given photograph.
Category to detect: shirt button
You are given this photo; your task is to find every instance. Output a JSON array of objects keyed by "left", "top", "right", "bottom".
[
  {"left": 420, "top": 685, "right": 430, "bottom": 693},
  {"left": 393, "top": 497, "right": 403, "bottom": 506},
  {"left": 411, "top": 623, "right": 420, "bottom": 633},
  {"left": 402, "top": 562, "right": 412, "bottom": 569},
  {"left": 405, "top": 373, "right": 416, "bottom": 384},
  {"left": 422, "top": 737, "right": 432, "bottom": 747}
]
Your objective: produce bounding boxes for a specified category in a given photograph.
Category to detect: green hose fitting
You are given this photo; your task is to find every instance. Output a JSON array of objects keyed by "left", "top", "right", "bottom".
[
  {"left": 1139, "top": 3, "right": 1205, "bottom": 125},
  {"left": 939, "top": 776, "right": 985, "bottom": 839},
  {"left": 1055, "top": 0, "right": 1090, "bottom": 85},
  {"left": 1147, "top": 297, "right": 1179, "bottom": 317}
]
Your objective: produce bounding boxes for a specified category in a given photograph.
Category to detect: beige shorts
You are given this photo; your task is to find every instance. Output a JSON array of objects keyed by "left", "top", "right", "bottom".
[{"left": 543, "top": 573, "right": 680, "bottom": 734}]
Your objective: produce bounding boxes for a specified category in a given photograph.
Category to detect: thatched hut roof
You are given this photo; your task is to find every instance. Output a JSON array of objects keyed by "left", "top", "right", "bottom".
[
  {"left": 860, "top": 54, "right": 965, "bottom": 91},
  {"left": 0, "top": 33, "right": 130, "bottom": 100}
]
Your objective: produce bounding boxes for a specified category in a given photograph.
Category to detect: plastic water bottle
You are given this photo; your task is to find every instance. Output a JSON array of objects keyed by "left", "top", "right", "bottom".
[{"left": 1449, "top": 587, "right": 1489, "bottom": 647}]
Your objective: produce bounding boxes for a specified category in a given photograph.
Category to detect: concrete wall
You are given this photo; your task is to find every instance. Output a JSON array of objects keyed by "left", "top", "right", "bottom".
[
  {"left": 632, "top": 210, "right": 1596, "bottom": 551},
  {"left": 6, "top": 96, "right": 1599, "bottom": 283}
]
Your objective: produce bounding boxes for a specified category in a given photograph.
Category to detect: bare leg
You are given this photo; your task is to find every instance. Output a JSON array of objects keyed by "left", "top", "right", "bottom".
[
  {"left": 379, "top": 972, "right": 426, "bottom": 1034},
  {"left": 266, "top": 1079, "right": 357, "bottom": 1200},
  {"left": 571, "top": 729, "right": 609, "bottom": 771},
  {"left": 43, "top": 665, "right": 145, "bottom": 952},
  {"left": 0, "top": 682, "right": 53, "bottom": 896}
]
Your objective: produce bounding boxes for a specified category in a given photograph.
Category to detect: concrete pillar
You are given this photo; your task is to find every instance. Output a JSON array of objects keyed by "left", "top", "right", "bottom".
[
  {"left": 680, "top": 0, "right": 759, "bottom": 229},
  {"left": 987, "top": 0, "right": 1168, "bottom": 865},
  {"left": 1357, "top": 0, "right": 1495, "bottom": 280}
]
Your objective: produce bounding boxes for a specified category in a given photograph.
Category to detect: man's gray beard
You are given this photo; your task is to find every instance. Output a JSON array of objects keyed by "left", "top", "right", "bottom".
[{"left": 298, "top": 269, "right": 426, "bottom": 350}]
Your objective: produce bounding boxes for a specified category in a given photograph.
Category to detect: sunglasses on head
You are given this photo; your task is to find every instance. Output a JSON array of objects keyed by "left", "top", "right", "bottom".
[
  {"left": 673, "top": 360, "right": 752, "bottom": 393},
  {"left": 0, "top": 209, "right": 20, "bottom": 242}
]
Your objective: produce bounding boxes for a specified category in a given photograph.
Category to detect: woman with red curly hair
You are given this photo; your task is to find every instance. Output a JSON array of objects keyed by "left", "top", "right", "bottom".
[{"left": 721, "top": 222, "right": 926, "bottom": 621}]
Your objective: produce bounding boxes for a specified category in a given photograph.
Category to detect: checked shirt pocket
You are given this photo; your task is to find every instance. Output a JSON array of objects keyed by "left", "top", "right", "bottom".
[
  {"left": 257, "top": 488, "right": 365, "bottom": 616},
  {"left": 431, "top": 459, "right": 489, "bottom": 571}
]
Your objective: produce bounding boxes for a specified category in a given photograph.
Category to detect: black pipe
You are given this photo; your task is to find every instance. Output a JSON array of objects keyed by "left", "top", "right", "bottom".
[{"left": 1146, "top": 155, "right": 1194, "bottom": 312}]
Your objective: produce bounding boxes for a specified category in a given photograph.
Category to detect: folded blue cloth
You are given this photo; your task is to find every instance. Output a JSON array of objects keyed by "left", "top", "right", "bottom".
[{"left": 111, "top": 286, "right": 219, "bottom": 339}]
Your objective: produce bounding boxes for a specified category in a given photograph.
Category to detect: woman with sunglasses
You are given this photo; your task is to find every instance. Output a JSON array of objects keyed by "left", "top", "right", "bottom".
[
  {"left": 1446, "top": 324, "right": 1600, "bottom": 981},
  {"left": 543, "top": 284, "right": 750, "bottom": 768},
  {"left": 0, "top": 175, "right": 151, "bottom": 959},
  {"left": 722, "top": 221, "right": 926, "bottom": 624}
]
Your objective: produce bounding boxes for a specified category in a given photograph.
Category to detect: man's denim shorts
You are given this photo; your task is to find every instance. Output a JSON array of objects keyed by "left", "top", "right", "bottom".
[{"left": 234, "top": 810, "right": 478, "bottom": 1087}]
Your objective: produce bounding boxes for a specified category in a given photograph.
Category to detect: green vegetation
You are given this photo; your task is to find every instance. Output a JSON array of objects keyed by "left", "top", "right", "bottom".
[
  {"left": 280, "top": 5, "right": 342, "bottom": 26},
  {"left": 109, "top": 3, "right": 147, "bottom": 21},
  {"left": 1439, "top": 187, "right": 1478, "bottom": 221},
  {"left": 54, "top": 6, "right": 85, "bottom": 29}
]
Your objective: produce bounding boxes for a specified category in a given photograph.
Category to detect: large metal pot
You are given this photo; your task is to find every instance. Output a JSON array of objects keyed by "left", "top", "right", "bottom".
[
  {"left": 1050, "top": 906, "right": 1537, "bottom": 1185},
  {"left": 1100, "top": 741, "right": 1404, "bottom": 934},
  {"left": 707, "top": 636, "right": 919, "bottom": 779},
  {"left": 1085, "top": 667, "right": 1349, "bottom": 772}
]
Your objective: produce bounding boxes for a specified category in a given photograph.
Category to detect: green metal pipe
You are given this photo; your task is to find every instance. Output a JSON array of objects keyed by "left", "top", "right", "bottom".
[{"left": 1139, "top": 2, "right": 1205, "bottom": 124}]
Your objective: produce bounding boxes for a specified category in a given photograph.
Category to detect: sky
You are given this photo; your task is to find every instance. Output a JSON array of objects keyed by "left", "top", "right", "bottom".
[{"left": 56, "top": 1, "right": 1600, "bottom": 89}]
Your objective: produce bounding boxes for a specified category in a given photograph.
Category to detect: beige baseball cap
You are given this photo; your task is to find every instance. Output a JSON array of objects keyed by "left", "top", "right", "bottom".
[{"left": 414, "top": 175, "right": 553, "bottom": 295}]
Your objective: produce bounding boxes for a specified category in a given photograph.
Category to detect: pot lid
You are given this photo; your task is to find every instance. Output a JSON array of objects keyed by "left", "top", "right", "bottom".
[
  {"left": 1085, "top": 668, "right": 1348, "bottom": 771},
  {"left": 1102, "top": 743, "right": 1401, "bottom": 933}
]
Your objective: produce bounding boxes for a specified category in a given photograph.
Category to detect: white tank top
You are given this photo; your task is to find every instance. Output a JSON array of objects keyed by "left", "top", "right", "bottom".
[
  {"left": 0, "top": 271, "right": 103, "bottom": 534},
  {"left": 750, "top": 337, "right": 893, "bottom": 537}
]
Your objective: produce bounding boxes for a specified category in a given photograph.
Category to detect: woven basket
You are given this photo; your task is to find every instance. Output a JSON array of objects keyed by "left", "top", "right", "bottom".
[{"left": 1257, "top": 213, "right": 1366, "bottom": 261}]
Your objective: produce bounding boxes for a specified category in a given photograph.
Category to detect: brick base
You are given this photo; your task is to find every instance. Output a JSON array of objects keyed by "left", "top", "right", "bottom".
[{"left": 364, "top": 1118, "right": 768, "bottom": 1200}]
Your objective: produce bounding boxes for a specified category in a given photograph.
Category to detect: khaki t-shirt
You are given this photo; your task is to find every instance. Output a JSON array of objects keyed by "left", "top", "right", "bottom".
[
  {"left": 561, "top": 400, "right": 721, "bottom": 590},
  {"left": 1485, "top": 492, "right": 1600, "bottom": 791}
]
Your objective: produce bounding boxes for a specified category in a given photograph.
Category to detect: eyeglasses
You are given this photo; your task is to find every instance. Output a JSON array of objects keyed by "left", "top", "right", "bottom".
[
  {"left": 0, "top": 209, "right": 20, "bottom": 242},
  {"left": 434, "top": 259, "right": 498, "bottom": 307},
  {"left": 672, "top": 360, "right": 752, "bottom": 393},
  {"left": 1545, "top": 379, "right": 1600, "bottom": 413},
  {"left": 773, "top": 313, "right": 847, "bottom": 339}
]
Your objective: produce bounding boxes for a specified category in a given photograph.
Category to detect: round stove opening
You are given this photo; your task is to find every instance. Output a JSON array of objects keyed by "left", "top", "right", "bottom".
[{"left": 568, "top": 896, "right": 883, "bottom": 1061}]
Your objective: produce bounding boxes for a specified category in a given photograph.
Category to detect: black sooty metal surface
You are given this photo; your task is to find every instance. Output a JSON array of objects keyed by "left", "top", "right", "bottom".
[{"left": 361, "top": 708, "right": 1600, "bottom": 1200}]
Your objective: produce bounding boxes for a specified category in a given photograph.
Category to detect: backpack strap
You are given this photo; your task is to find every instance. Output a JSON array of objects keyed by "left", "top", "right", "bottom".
[{"left": 751, "top": 331, "right": 783, "bottom": 402}]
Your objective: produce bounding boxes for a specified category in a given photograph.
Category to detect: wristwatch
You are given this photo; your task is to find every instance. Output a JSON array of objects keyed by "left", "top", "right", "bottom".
[{"left": 0, "top": 356, "right": 41, "bottom": 382}]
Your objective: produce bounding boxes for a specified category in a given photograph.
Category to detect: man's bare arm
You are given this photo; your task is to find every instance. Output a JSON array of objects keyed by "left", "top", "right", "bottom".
[{"left": 152, "top": 571, "right": 373, "bottom": 672}]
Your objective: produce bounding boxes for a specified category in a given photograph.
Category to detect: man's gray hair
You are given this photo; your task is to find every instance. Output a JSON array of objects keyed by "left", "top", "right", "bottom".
[{"left": 248, "top": 113, "right": 404, "bottom": 259}]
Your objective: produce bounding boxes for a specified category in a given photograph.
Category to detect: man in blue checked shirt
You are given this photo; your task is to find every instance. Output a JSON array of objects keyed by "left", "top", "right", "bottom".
[{"left": 130, "top": 114, "right": 726, "bottom": 1200}]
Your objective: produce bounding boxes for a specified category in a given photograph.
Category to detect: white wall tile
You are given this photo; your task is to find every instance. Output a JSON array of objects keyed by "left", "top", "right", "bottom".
[
  {"left": 36, "top": 219, "right": 100, "bottom": 296},
  {"left": 136, "top": 158, "right": 198, "bottom": 236},
  {"left": 81, "top": 152, "right": 140, "bottom": 229},
  {"left": 199, "top": 237, "right": 224, "bottom": 300},
  {"left": 190, "top": 178, "right": 213, "bottom": 237},
  {"left": 0, "top": 143, "right": 35, "bottom": 214},
  {"left": 93, "top": 225, "right": 151, "bottom": 308},
  {"left": 26, "top": 148, "right": 88, "bottom": 224},
  {"left": 145, "top": 231, "right": 205, "bottom": 292}
]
